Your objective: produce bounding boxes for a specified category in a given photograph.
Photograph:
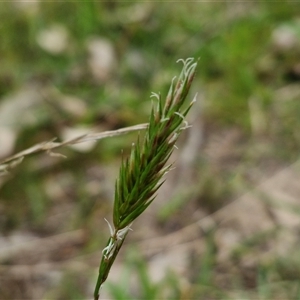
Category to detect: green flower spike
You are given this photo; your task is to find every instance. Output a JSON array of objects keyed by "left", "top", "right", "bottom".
[{"left": 94, "top": 57, "right": 198, "bottom": 300}]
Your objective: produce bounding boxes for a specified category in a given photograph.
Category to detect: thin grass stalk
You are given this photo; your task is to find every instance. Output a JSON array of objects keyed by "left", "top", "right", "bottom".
[{"left": 94, "top": 58, "right": 198, "bottom": 300}]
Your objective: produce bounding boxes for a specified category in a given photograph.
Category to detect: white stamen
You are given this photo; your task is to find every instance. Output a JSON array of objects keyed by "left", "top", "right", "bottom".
[
  {"left": 180, "top": 121, "right": 192, "bottom": 131},
  {"left": 191, "top": 93, "right": 198, "bottom": 104},
  {"left": 104, "top": 218, "right": 115, "bottom": 236},
  {"left": 174, "top": 112, "right": 185, "bottom": 120},
  {"left": 116, "top": 224, "right": 133, "bottom": 240},
  {"left": 168, "top": 133, "right": 178, "bottom": 144},
  {"left": 102, "top": 238, "right": 115, "bottom": 259},
  {"left": 150, "top": 92, "right": 160, "bottom": 101},
  {"left": 176, "top": 58, "right": 184, "bottom": 64}
]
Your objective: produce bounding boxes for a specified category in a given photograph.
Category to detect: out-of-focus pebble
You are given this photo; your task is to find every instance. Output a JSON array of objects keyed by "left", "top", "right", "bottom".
[
  {"left": 36, "top": 24, "right": 69, "bottom": 55},
  {"left": 87, "top": 38, "right": 117, "bottom": 83}
]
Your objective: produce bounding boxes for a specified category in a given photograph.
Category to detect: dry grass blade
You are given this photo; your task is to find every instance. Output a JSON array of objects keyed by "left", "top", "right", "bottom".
[{"left": 0, "top": 123, "right": 148, "bottom": 175}]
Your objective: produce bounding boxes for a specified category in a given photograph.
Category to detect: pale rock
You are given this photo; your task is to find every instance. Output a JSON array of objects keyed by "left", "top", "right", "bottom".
[
  {"left": 272, "top": 24, "right": 299, "bottom": 51},
  {"left": 87, "top": 38, "right": 117, "bottom": 83},
  {"left": 13, "top": 0, "right": 39, "bottom": 15},
  {"left": 59, "top": 95, "right": 87, "bottom": 118},
  {"left": 36, "top": 24, "right": 69, "bottom": 55},
  {"left": 0, "top": 127, "right": 16, "bottom": 159},
  {"left": 0, "top": 85, "right": 43, "bottom": 159}
]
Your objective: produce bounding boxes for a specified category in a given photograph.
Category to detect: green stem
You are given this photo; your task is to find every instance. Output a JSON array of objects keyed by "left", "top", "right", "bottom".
[{"left": 93, "top": 234, "right": 127, "bottom": 300}]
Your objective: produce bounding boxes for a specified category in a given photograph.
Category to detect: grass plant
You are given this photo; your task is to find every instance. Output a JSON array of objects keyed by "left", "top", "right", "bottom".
[
  {"left": 1, "top": 2, "right": 300, "bottom": 299},
  {"left": 93, "top": 58, "right": 198, "bottom": 300}
]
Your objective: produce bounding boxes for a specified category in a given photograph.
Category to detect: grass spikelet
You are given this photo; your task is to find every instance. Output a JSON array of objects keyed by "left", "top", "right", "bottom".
[{"left": 94, "top": 58, "right": 198, "bottom": 300}]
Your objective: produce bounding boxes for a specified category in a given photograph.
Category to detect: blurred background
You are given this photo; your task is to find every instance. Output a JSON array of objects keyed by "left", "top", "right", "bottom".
[{"left": 1, "top": 1, "right": 300, "bottom": 299}]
